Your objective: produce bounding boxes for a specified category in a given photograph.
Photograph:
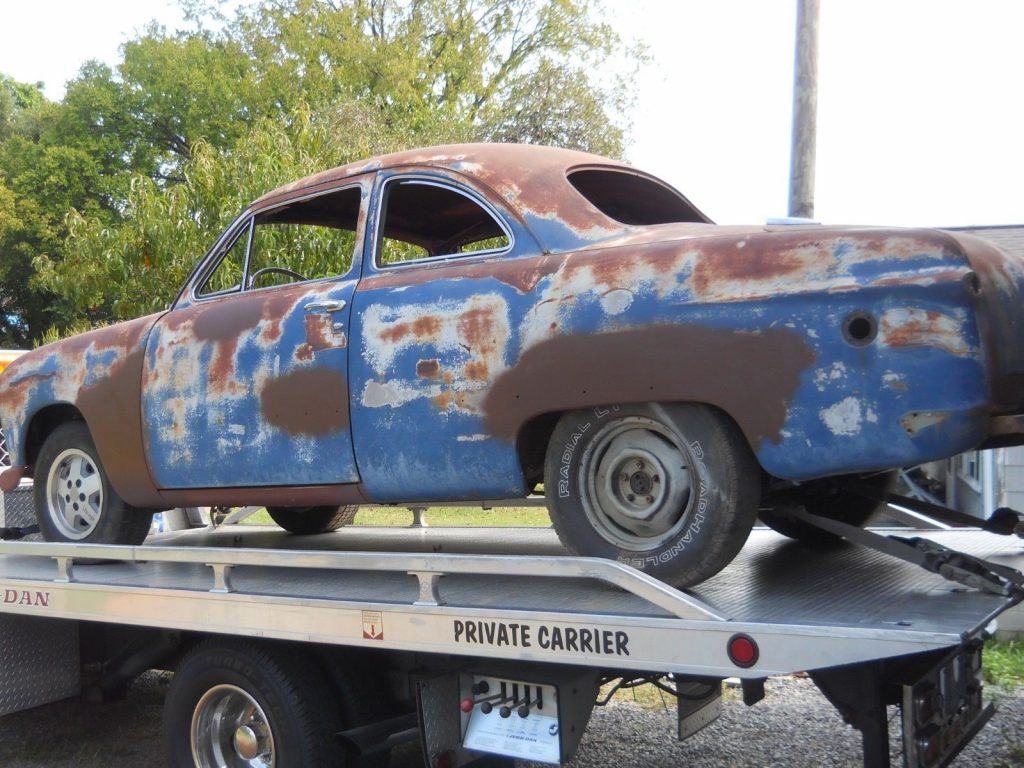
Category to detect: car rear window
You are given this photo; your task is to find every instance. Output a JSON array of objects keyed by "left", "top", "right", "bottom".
[{"left": 567, "top": 169, "right": 707, "bottom": 225}]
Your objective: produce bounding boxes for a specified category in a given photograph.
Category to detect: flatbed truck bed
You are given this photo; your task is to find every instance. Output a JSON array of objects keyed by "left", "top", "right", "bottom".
[{"left": 0, "top": 520, "right": 1019, "bottom": 767}]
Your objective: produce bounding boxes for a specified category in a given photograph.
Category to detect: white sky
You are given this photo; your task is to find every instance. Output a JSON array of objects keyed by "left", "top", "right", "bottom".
[{"left": 1, "top": 0, "right": 1021, "bottom": 226}]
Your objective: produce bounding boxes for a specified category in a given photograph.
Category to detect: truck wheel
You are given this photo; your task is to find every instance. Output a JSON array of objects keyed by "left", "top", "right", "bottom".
[
  {"left": 544, "top": 403, "right": 760, "bottom": 588},
  {"left": 164, "top": 638, "right": 344, "bottom": 768},
  {"left": 759, "top": 471, "right": 898, "bottom": 545},
  {"left": 34, "top": 421, "right": 152, "bottom": 545},
  {"left": 266, "top": 505, "right": 358, "bottom": 534},
  {"left": 319, "top": 650, "right": 394, "bottom": 768}
]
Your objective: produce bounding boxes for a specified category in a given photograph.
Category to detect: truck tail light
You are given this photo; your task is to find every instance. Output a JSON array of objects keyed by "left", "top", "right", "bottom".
[{"left": 727, "top": 633, "right": 759, "bottom": 668}]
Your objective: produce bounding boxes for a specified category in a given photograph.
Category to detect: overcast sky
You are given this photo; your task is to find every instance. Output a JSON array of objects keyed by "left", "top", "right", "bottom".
[{"left": 1, "top": 0, "right": 1021, "bottom": 226}]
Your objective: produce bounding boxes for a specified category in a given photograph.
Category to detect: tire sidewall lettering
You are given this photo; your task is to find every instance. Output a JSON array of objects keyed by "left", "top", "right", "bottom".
[{"left": 558, "top": 406, "right": 619, "bottom": 499}]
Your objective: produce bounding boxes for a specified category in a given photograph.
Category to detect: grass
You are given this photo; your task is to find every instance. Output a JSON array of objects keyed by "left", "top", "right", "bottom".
[
  {"left": 985, "top": 640, "right": 1024, "bottom": 689},
  {"left": 241, "top": 505, "right": 551, "bottom": 528},
  {"left": 598, "top": 679, "right": 740, "bottom": 710}
]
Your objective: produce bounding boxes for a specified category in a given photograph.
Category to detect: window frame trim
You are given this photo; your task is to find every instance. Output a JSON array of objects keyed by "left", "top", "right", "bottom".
[
  {"left": 193, "top": 218, "right": 253, "bottom": 300},
  {"left": 371, "top": 175, "right": 515, "bottom": 271},
  {"left": 187, "top": 181, "right": 368, "bottom": 305}
]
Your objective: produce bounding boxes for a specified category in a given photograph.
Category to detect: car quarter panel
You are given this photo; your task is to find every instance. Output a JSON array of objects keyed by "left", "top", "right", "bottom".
[
  {"left": 0, "top": 314, "right": 166, "bottom": 506},
  {"left": 948, "top": 231, "right": 1024, "bottom": 411},
  {"left": 351, "top": 224, "right": 992, "bottom": 498}
]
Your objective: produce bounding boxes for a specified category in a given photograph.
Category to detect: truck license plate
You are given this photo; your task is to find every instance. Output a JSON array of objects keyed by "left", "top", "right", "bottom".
[{"left": 902, "top": 644, "right": 994, "bottom": 768}]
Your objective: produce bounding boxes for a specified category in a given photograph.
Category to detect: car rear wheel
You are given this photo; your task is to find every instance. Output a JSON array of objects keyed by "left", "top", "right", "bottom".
[
  {"left": 34, "top": 421, "right": 152, "bottom": 545},
  {"left": 759, "top": 471, "right": 898, "bottom": 545},
  {"left": 544, "top": 403, "right": 760, "bottom": 588},
  {"left": 266, "top": 505, "right": 358, "bottom": 534}
]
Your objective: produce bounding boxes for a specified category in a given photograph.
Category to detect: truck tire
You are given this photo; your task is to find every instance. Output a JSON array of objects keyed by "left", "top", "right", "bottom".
[
  {"left": 319, "top": 650, "right": 395, "bottom": 768},
  {"left": 759, "top": 471, "right": 898, "bottom": 545},
  {"left": 266, "top": 505, "right": 358, "bottom": 534},
  {"left": 34, "top": 421, "right": 152, "bottom": 545},
  {"left": 544, "top": 403, "right": 760, "bottom": 588},
  {"left": 164, "top": 638, "right": 345, "bottom": 768}
]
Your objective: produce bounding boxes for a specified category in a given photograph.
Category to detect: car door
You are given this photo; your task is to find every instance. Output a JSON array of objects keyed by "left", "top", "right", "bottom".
[
  {"left": 141, "top": 180, "right": 370, "bottom": 488},
  {"left": 348, "top": 170, "right": 542, "bottom": 501}
]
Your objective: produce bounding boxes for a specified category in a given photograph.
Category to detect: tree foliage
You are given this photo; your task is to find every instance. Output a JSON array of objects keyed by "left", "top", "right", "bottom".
[{"left": 1, "top": 0, "right": 639, "bottom": 341}]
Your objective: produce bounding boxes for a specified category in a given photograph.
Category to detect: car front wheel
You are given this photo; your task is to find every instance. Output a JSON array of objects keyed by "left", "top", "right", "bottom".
[
  {"left": 266, "top": 505, "right": 358, "bottom": 534},
  {"left": 544, "top": 403, "right": 760, "bottom": 588},
  {"left": 34, "top": 421, "right": 152, "bottom": 544}
]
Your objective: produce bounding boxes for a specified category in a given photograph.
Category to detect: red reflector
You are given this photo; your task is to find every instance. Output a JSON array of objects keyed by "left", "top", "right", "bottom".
[
  {"left": 460, "top": 697, "right": 475, "bottom": 713},
  {"left": 727, "top": 633, "right": 759, "bottom": 668}
]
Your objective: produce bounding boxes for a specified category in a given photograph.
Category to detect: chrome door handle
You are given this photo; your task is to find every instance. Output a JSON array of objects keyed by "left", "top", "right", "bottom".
[{"left": 304, "top": 299, "right": 347, "bottom": 313}]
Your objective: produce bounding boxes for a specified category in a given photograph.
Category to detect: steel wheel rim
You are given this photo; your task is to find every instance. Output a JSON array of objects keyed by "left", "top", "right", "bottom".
[
  {"left": 191, "top": 684, "right": 275, "bottom": 768},
  {"left": 45, "top": 448, "right": 104, "bottom": 540},
  {"left": 579, "top": 416, "right": 694, "bottom": 551}
]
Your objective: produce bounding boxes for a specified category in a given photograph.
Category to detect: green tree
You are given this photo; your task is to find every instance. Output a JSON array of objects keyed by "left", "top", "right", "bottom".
[
  {"left": 38, "top": 103, "right": 474, "bottom": 320},
  {"left": 4, "top": 0, "right": 639, "bottom": 340}
]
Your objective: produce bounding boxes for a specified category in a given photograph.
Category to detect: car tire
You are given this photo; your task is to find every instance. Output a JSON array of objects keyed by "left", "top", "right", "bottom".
[
  {"left": 266, "top": 505, "right": 358, "bottom": 534},
  {"left": 318, "top": 650, "right": 396, "bottom": 768},
  {"left": 544, "top": 403, "right": 761, "bottom": 588},
  {"left": 759, "top": 471, "right": 898, "bottom": 546},
  {"left": 164, "top": 638, "right": 344, "bottom": 768},
  {"left": 34, "top": 421, "right": 152, "bottom": 545}
]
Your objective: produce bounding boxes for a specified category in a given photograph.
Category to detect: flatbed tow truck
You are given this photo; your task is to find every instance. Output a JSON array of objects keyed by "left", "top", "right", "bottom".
[{"left": 0, "top": 484, "right": 1020, "bottom": 768}]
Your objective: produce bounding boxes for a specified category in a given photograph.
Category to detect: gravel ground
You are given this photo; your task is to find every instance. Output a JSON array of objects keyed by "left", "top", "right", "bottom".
[{"left": 0, "top": 674, "right": 1020, "bottom": 767}]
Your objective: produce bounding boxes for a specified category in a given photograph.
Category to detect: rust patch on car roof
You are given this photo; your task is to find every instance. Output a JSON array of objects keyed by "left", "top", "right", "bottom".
[
  {"left": 482, "top": 324, "right": 816, "bottom": 450},
  {"left": 252, "top": 144, "right": 711, "bottom": 253},
  {"left": 259, "top": 367, "right": 349, "bottom": 436}
]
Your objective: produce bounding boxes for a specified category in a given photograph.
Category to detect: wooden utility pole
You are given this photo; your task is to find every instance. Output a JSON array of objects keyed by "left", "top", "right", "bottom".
[{"left": 788, "top": 0, "right": 820, "bottom": 219}]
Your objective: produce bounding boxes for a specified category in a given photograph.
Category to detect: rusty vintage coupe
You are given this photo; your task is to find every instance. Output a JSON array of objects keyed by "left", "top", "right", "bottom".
[{"left": 1, "top": 143, "right": 1023, "bottom": 587}]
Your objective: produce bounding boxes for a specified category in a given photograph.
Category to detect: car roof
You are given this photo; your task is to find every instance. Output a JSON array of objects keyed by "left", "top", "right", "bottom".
[{"left": 250, "top": 143, "right": 706, "bottom": 252}]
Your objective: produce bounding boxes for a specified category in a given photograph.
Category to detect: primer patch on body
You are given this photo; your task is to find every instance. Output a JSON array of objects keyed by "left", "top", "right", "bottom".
[{"left": 820, "top": 397, "right": 864, "bottom": 436}]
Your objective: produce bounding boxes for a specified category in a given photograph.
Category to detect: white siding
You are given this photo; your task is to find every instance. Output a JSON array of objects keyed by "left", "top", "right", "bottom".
[{"left": 999, "top": 447, "right": 1024, "bottom": 510}]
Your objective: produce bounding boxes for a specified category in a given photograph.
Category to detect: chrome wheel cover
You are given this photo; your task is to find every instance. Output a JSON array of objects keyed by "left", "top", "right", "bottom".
[
  {"left": 191, "top": 684, "right": 275, "bottom": 768},
  {"left": 579, "top": 416, "right": 695, "bottom": 551},
  {"left": 45, "top": 448, "right": 104, "bottom": 540}
]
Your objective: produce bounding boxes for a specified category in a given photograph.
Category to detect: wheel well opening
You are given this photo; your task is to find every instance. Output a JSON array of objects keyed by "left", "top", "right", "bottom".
[
  {"left": 25, "top": 404, "right": 85, "bottom": 469},
  {"left": 516, "top": 411, "right": 563, "bottom": 490}
]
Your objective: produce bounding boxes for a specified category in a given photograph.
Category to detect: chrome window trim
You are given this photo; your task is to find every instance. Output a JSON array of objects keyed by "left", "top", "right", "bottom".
[
  {"left": 186, "top": 181, "right": 368, "bottom": 305},
  {"left": 192, "top": 218, "right": 253, "bottom": 301},
  {"left": 372, "top": 175, "right": 515, "bottom": 271}
]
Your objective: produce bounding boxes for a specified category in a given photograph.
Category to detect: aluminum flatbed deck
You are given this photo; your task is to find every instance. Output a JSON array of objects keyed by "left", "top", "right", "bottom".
[{"left": 0, "top": 526, "right": 1018, "bottom": 679}]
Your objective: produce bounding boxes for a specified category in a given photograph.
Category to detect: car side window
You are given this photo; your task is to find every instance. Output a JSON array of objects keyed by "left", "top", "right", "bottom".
[
  {"left": 247, "top": 185, "right": 362, "bottom": 289},
  {"left": 198, "top": 223, "right": 249, "bottom": 296},
  {"left": 194, "top": 185, "right": 363, "bottom": 300},
  {"left": 377, "top": 179, "right": 511, "bottom": 266}
]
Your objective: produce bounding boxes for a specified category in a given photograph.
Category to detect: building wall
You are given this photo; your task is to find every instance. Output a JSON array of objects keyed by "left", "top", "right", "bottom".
[{"left": 999, "top": 447, "right": 1024, "bottom": 510}]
